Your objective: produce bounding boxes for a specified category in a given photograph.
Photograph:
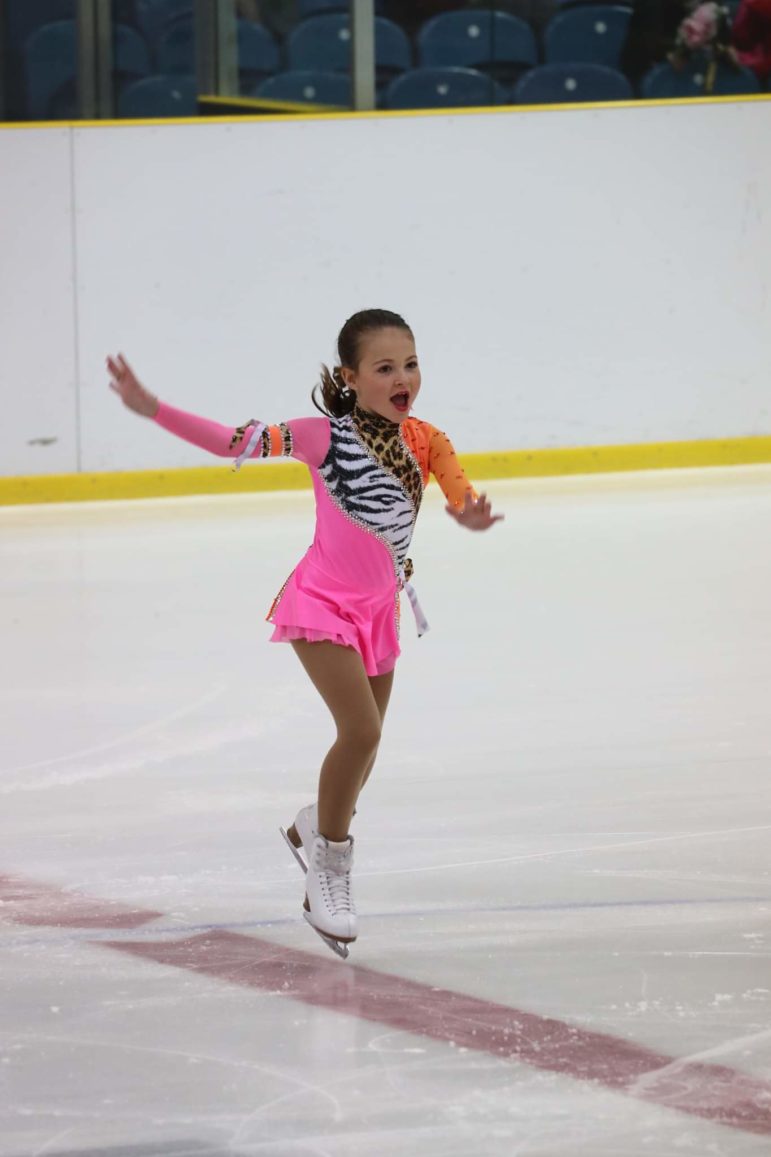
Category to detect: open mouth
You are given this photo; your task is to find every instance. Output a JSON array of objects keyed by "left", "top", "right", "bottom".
[{"left": 390, "top": 391, "right": 410, "bottom": 413}]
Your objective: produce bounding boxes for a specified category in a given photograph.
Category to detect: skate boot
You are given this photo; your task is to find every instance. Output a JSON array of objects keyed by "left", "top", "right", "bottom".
[
  {"left": 304, "top": 834, "right": 357, "bottom": 946},
  {"left": 283, "top": 802, "right": 317, "bottom": 869},
  {"left": 281, "top": 802, "right": 357, "bottom": 870}
]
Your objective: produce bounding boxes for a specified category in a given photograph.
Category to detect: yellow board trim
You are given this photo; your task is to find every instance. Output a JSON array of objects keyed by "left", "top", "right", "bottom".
[
  {"left": 198, "top": 93, "right": 344, "bottom": 115},
  {"left": 1, "top": 91, "right": 768, "bottom": 132},
  {"left": 3, "top": 435, "right": 771, "bottom": 506}
]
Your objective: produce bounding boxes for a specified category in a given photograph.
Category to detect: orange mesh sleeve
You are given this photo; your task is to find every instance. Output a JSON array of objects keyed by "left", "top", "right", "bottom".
[{"left": 427, "top": 425, "right": 477, "bottom": 509}]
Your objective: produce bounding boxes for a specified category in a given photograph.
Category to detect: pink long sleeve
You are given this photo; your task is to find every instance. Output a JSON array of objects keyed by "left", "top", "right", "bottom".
[{"left": 154, "top": 402, "right": 330, "bottom": 468}]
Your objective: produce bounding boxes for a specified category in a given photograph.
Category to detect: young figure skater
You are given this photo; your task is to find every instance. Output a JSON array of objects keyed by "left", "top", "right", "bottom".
[{"left": 108, "top": 309, "right": 502, "bottom": 957}]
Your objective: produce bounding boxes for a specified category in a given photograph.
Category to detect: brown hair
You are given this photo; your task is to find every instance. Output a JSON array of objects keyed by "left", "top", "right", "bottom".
[{"left": 313, "top": 309, "right": 414, "bottom": 418}]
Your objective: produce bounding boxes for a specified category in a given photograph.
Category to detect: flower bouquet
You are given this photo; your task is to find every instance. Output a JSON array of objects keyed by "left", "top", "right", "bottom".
[{"left": 670, "top": 2, "right": 737, "bottom": 89}]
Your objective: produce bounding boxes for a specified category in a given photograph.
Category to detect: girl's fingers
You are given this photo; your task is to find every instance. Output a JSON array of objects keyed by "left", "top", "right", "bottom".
[{"left": 107, "top": 353, "right": 132, "bottom": 377}]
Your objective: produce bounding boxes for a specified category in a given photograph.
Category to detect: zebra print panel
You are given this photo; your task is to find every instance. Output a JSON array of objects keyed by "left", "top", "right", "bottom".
[{"left": 318, "top": 415, "right": 418, "bottom": 573}]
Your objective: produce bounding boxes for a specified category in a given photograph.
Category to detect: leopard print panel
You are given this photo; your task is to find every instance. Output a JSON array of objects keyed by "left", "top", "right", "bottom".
[
  {"left": 352, "top": 404, "right": 424, "bottom": 512},
  {"left": 229, "top": 420, "right": 256, "bottom": 450}
]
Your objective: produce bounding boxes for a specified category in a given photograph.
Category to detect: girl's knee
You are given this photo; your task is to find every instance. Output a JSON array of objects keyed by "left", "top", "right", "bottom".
[{"left": 340, "top": 717, "right": 381, "bottom": 758}]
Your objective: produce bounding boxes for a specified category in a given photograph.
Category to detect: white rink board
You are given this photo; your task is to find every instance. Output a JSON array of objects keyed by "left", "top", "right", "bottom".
[
  {"left": 0, "top": 128, "right": 78, "bottom": 476},
  {"left": 2, "top": 99, "right": 771, "bottom": 476}
]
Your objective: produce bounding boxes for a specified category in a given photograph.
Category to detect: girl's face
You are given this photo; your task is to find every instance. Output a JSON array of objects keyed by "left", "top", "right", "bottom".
[{"left": 341, "top": 327, "right": 421, "bottom": 423}]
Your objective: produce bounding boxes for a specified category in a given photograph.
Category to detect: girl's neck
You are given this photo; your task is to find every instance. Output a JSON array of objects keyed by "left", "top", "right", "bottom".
[{"left": 352, "top": 401, "right": 400, "bottom": 428}]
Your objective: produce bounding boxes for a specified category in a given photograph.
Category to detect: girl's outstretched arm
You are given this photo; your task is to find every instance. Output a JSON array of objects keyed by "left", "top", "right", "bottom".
[
  {"left": 107, "top": 354, "right": 159, "bottom": 417},
  {"left": 424, "top": 424, "right": 504, "bottom": 532},
  {"left": 445, "top": 489, "right": 504, "bottom": 532},
  {"left": 106, "top": 353, "right": 329, "bottom": 467}
]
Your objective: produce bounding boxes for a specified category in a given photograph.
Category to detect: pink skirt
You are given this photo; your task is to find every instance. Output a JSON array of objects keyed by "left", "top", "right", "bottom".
[{"left": 267, "top": 559, "right": 401, "bottom": 677}]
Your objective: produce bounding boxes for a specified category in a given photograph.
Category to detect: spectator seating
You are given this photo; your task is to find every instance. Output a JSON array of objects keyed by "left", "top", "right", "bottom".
[
  {"left": 134, "top": 0, "right": 193, "bottom": 46},
  {"left": 115, "top": 23, "right": 154, "bottom": 82},
  {"left": 417, "top": 9, "right": 538, "bottom": 83},
  {"left": 23, "top": 20, "right": 77, "bottom": 120},
  {"left": 25, "top": 20, "right": 151, "bottom": 120},
  {"left": 155, "top": 17, "right": 195, "bottom": 72},
  {"left": 640, "top": 59, "right": 761, "bottom": 98},
  {"left": 254, "top": 70, "right": 353, "bottom": 106},
  {"left": 155, "top": 18, "right": 279, "bottom": 92},
  {"left": 384, "top": 66, "right": 508, "bottom": 108},
  {"left": 118, "top": 74, "right": 198, "bottom": 117},
  {"left": 513, "top": 61, "right": 633, "bottom": 101},
  {"left": 5, "top": 0, "right": 75, "bottom": 57},
  {"left": 287, "top": 15, "right": 412, "bottom": 85},
  {"left": 554, "top": 0, "right": 627, "bottom": 6},
  {"left": 5, "top": 0, "right": 75, "bottom": 59},
  {"left": 237, "top": 22, "right": 281, "bottom": 91},
  {"left": 543, "top": 6, "right": 632, "bottom": 68},
  {"left": 12, "top": 1, "right": 763, "bottom": 120},
  {"left": 299, "top": 0, "right": 386, "bottom": 13}
]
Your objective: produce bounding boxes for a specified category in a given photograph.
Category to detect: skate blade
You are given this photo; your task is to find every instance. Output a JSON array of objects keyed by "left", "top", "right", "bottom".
[
  {"left": 281, "top": 827, "right": 351, "bottom": 960},
  {"left": 303, "top": 912, "right": 351, "bottom": 960},
  {"left": 279, "top": 825, "right": 307, "bottom": 873}
]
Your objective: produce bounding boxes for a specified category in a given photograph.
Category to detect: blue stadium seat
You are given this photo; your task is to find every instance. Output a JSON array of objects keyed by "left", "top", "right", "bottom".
[
  {"left": 24, "top": 21, "right": 151, "bottom": 120},
  {"left": 5, "top": 0, "right": 75, "bottom": 50},
  {"left": 118, "top": 75, "right": 198, "bottom": 117},
  {"left": 5, "top": 0, "right": 75, "bottom": 51},
  {"left": 544, "top": 6, "right": 632, "bottom": 68},
  {"left": 6, "top": 0, "right": 76, "bottom": 116},
  {"left": 237, "top": 22, "right": 281, "bottom": 91},
  {"left": 134, "top": 0, "right": 193, "bottom": 46},
  {"left": 708, "top": 62, "right": 761, "bottom": 95},
  {"left": 555, "top": 0, "right": 628, "bottom": 6},
  {"left": 384, "top": 66, "right": 507, "bottom": 109},
  {"left": 299, "top": 0, "right": 386, "bottom": 13},
  {"left": 254, "top": 70, "right": 352, "bottom": 106},
  {"left": 513, "top": 62, "right": 633, "bottom": 102},
  {"left": 156, "top": 18, "right": 279, "bottom": 87},
  {"left": 640, "top": 60, "right": 760, "bottom": 98},
  {"left": 24, "top": 20, "right": 76, "bottom": 120},
  {"left": 287, "top": 15, "right": 411, "bottom": 83},
  {"left": 155, "top": 16, "right": 195, "bottom": 73},
  {"left": 417, "top": 9, "right": 538, "bottom": 82},
  {"left": 114, "top": 25, "right": 153, "bottom": 81}
]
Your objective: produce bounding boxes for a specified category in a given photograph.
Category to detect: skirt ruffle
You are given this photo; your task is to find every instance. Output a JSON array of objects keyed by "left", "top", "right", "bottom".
[{"left": 267, "top": 560, "right": 401, "bottom": 677}]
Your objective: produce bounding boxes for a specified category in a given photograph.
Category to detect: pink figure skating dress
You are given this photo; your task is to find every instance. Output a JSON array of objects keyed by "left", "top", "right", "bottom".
[{"left": 155, "top": 401, "right": 475, "bottom": 675}]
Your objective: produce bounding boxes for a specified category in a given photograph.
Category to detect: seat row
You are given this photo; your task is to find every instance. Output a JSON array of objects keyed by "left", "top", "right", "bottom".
[
  {"left": 21, "top": 8, "right": 638, "bottom": 120},
  {"left": 16, "top": 7, "right": 765, "bottom": 121},
  {"left": 116, "top": 58, "right": 760, "bottom": 118}
]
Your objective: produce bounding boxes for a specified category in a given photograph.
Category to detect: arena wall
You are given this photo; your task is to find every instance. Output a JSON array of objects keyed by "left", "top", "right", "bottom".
[{"left": 1, "top": 98, "right": 770, "bottom": 497}]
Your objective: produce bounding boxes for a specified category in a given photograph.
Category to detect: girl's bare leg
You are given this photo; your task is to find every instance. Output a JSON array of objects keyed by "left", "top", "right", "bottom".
[
  {"left": 291, "top": 642, "right": 393, "bottom": 842},
  {"left": 358, "top": 668, "right": 394, "bottom": 796}
]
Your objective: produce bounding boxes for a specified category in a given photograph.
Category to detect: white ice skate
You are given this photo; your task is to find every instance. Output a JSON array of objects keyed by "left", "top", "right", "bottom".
[
  {"left": 280, "top": 802, "right": 317, "bottom": 871},
  {"left": 280, "top": 817, "right": 357, "bottom": 959}
]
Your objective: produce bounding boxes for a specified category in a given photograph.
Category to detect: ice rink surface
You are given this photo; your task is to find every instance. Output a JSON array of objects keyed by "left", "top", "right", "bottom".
[{"left": 1, "top": 470, "right": 770, "bottom": 1157}]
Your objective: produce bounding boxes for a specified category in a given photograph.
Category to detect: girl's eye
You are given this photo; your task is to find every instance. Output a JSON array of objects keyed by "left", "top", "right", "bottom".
[{"left": 377, "top": 365, "right": 392, "bottom": 374}]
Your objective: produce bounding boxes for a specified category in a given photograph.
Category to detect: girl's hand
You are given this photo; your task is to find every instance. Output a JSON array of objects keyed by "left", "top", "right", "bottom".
[
  {"left": 106, "top": 354, "right": 159, "bottom": 418},
  {"left": 445, "top": 491, "right": 504, "bottom": 531}
]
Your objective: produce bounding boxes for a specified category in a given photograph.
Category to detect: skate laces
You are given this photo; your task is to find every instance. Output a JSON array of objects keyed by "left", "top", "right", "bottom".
[{"left": 313, "top": 839, "right": 355, "bottom": 915}]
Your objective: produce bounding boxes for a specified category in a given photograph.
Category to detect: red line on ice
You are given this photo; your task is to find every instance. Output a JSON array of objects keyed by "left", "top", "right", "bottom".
[
  {"left": 3, "top": 871, "right": 768, "bottom": 1133},
  {"left": 0, "top": 873, "right": 162, "bottom": 929},
  {"left": 105, "top": 929, "right": 771, "bottom": 1137}
]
